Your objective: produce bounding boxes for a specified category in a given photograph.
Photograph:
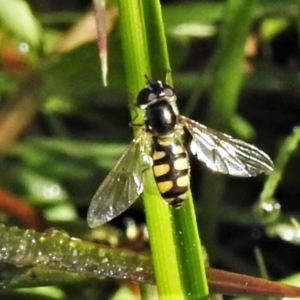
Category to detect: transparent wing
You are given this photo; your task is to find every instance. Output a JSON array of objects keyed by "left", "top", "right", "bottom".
[
  {"left": 87, "top": 132, "right": 150, "bottom": 227},
  {"left": 179, "top": 115, "right": 274, "bottom": 177}
]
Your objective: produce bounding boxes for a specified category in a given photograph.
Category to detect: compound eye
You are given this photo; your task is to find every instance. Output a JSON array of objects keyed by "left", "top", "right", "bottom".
[
  {"left": 162, "top": 84, "right": 174, "bottom": 97},
  {"left": 148, "top": 92, "right": 157, "bottom": 101},
  {"left": 163, "top": 84, "right": 176, "bottom": 101},
  {"left": 164, "top": 88, "right": 174, "bottom": 97},
  {"left": 137, "top": 88, "right": 154, "bottom": 107}
]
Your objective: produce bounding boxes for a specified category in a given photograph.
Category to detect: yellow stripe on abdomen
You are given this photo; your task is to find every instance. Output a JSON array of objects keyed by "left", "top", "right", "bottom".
[
  {"left": 152, "top": 137, "right": 190, "bottom": 207},
  {"left": 176, "top": 175, "right": 189, "bottom": 187},
  {"left": 153, "top": 151, "right": 166, "bottom": 160},
  {"left": 174, "top": 158, "right": 189, "bottom": 170},
  {"left": 157, "top": 181, "right": 173, "bottom": 193},
  {"left": 153, "top": 164, "right": 170, "bottom": 177}
]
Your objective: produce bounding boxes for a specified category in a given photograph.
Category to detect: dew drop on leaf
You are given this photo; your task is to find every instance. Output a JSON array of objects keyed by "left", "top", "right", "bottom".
[{"left": 253, "top": 197, "right": 281, "bottom": 224}]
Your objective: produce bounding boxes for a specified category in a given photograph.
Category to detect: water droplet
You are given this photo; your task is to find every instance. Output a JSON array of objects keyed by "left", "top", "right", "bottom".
[
  {"left": 125, "top": 218, "right": 139, "bottom": 240},
  {"left": 101, "top": 257, "right": 108, "bottom": 263},
  {"left": 44, "top": 228, "right": 69, "bottom": 237},
  {"left": 253, "top": 197, "right": 281, "bottom": 224},
  {"left": 1, "top": 283, "right": 8, "bottom": 289},
  {"left": 18, "top": 42, "right": 29, "bottom": 53},
  {"left": 0, "top": 247, "right": 9, "bottom": 260},
  {"left": 136, "top": 266, "right": 143, "bottom": 272},
  {"left": 267, "top": 223, "right": 300, "bottom": 244}
]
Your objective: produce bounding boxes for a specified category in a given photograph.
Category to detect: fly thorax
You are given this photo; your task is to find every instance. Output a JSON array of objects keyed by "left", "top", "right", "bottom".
[{"left": 145, "top": 101, "right": 177, "bottom": 136}]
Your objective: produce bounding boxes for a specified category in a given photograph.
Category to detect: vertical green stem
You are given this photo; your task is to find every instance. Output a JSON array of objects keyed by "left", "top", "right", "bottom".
[
  {"left": 118, "top": 0, "right": 184, "bottom": 298},
  {"left": 260, "top": 126, "right": 300, "bottom": 200},
  {"left": 200, "top": 0, "right": 257, "bottom": 262},
  {"left": 208, "top": 0, "right": 257, "bottom": 129},
  {"left": 171, "top": 193, "right": 209, "bottom": 298},
  {"left": 143, "top": 173, "right": 184, "bottom": 298},
  {"left": 142, "top": 0, "right": 209, "bottom": 297},
  {"left": 118, "top": 0, "right": 209, "bottom": 298},
  {"left": 297, "top": 0, "right": 300, "bottom": 59},
  {"left": 142, "top": 0, "right": 171, "bottom": 81},
  {"left": 118, "top": 0, "right": 149, "bottom": 124}
]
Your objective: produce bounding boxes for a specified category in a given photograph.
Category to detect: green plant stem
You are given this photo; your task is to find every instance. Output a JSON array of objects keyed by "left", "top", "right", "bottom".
[
  {"left": 0, "top": 224, "right": 154, "bottom": 284},
  {"left": 143, "top": 174, "right": 184, "bottom": 298},
  {"left": 199, "top": 0, "right": 257, "bottom": 262},
  {"left": 118, "top": 0, "right": 209, "bottom": 298},
  {"left": 118, "top": 0, "right": 184, "bottom": 298},
  {"left": 171, "top": 192, "right": 209, "bottom": 298},
  {"left": 142, "top": 0, "right": 171, "bottom": 81},
  {"left": 207, "top": 0, "right": 256, "bottom": 129},
  {"left": 118, "top": 0, "right": 149, "bottom": 127},
  {"left": 297, "top": 0, "right": 300, "bottom": 56},
  {"left": 141, "top": 0, "right": 209, "bottom": 297},
  {"left": 260, "top": 126, "right": 300, "bottom": 200}
]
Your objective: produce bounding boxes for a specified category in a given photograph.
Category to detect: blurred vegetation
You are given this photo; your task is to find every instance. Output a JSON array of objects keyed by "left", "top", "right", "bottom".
[{"left": 1, "top": 0, "right": 300, "bottom": 299}]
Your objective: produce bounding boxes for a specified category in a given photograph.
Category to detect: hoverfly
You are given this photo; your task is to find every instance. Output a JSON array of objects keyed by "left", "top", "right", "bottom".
[{"left": 87, "top": 80, "right": 274, "bottom": 227}]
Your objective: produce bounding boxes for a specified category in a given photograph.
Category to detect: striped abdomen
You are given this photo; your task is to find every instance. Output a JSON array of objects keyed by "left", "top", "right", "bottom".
[{"left": 152, "top": 137, "right": 190, "bottom": 207}]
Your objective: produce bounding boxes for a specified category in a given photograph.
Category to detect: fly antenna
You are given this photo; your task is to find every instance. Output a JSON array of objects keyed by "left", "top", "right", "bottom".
[
  {"left": 144, "top": 74, "right": 152, "bottom": 84},
  {"left": 165, "top": 69, "right": 172, "bottom": 84}
]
